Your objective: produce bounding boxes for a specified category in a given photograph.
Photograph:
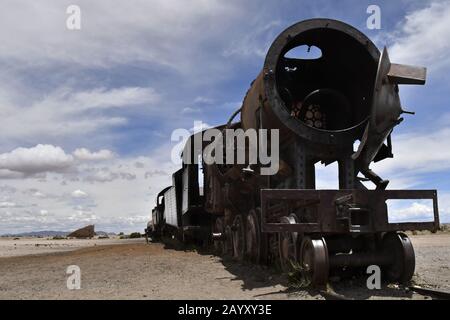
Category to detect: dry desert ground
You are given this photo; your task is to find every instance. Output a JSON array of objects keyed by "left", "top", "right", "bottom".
[{"left": 0, "top": 234, "right": 448, "bottom": 300}]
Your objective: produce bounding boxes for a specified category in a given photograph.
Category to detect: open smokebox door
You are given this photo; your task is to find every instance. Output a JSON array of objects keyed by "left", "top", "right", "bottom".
[{"left": 352, "top": 47, "right": 427, "bottom": 188}]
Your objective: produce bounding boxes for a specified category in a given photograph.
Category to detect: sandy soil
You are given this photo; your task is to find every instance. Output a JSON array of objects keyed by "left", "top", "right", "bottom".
[
  {"left": 0, "top": 237, "right": 141, "bottom": 258},
  {"left": 410, "top": 234, "right": 450, "bottom": 290},
  {"left": 0, "top": 234, "right": 448, "bottom": 300}
]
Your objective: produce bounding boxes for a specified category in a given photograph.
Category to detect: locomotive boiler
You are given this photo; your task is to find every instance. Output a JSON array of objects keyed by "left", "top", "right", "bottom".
[{"left": 146, "top": 19, "right": 440, "bottom": 285}]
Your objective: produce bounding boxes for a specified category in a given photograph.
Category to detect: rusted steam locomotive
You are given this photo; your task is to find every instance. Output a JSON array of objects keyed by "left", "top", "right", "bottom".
[{"left": 146, "top": 19, "right": 440, "bottom": 285}]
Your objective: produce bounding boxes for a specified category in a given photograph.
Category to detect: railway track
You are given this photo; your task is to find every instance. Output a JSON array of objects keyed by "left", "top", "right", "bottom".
[{"left": 320, "top": 285, "right": 450, "bottom": 300}]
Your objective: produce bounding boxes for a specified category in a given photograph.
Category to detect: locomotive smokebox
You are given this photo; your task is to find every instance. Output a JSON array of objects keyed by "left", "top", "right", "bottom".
[{"left": 241, "top": 19, "right": 380, "bottom": 146}]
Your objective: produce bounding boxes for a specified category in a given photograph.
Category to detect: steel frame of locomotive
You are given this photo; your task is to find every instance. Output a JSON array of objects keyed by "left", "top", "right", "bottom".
[{"left": 145, "top": 19, "right": 440, "bottom": 286}]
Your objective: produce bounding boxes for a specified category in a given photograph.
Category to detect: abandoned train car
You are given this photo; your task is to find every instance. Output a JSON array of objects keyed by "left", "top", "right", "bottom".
[{"left": 145, "top": 18, "right": 440, "bottom": 285}]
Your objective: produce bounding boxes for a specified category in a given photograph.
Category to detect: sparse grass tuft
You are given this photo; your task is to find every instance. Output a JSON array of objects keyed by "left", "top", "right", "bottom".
[{"left": 287, "top": 261, "right": 311, "bottom": 289}]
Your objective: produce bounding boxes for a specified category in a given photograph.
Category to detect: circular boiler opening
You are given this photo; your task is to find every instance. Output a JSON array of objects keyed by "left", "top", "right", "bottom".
[
  {"left": 292, "top": 88, "right": 352, "bottom": 131},
  {"left": 275, "top": 27, "right": 378, "bottom": 132}
]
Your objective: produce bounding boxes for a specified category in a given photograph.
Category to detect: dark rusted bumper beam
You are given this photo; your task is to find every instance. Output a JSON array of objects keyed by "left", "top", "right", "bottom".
[{"left": 260, "top": 189, "right": 439, "bottom": 234}]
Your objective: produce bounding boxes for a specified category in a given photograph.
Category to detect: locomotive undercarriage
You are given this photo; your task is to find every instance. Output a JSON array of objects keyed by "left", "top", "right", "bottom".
[{"left": 211, "top": 188, "right": 439, "bottom": 286}]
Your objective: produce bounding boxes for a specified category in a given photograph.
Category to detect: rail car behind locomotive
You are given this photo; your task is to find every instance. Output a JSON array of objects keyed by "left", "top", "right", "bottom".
[{"left": 145, "top": 19, "right": 440, "bottom": 285}]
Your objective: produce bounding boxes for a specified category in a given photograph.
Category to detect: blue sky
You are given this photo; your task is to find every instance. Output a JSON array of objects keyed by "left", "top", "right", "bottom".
[{"left": 0, "top": 0, "right": 449, "bottom": 233}]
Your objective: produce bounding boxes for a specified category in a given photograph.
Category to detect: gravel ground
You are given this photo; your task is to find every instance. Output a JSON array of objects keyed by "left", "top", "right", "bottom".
[{"left": 0, "top": 234, "right": 448, "bottom": 300}]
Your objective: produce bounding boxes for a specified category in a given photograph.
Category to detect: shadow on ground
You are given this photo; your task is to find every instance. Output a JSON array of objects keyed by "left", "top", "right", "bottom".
[{"left": 156, "top": 238, "right": 417, "bottom": 300}]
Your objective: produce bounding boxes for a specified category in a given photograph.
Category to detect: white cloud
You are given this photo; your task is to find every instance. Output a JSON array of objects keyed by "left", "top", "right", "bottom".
[
  {"left": 0, "top": 0, "right": 241, "bottom": 72},
  {"left": 315, "top": 162, "right": 339, "bottom": 190},
  {"left": 83, "top": 170, "right": 117, "bottom": 183},
  {"left": 33, "top": 191, "right": 48, "bottom": 198},
  {"left": 82, "top": 168, "right": 138, "bottom": 183},
  {"left": 222, "top": 20, "right": 281, "bottom": 58},
  {"left": 387, "top": 200, "right": 434, "bottom": 223},
  {"left": 1, "top": 86, "right": 158, "bottom": 142},
  {"left": 0, "top": 202, "right": 16, "bottom": 208},
  {"left": 134, "top": 162, "right": 145, "bottom": 168},
  {"left": 0, "top": 169, "right": 25, "bottom": 179},
  {"left": 73, "top": 148, "right": 115, "bottom": 161},
  {"left": 181, "top": 107, "right": 200, "bottom": 114},
  {"left": 389, "top": 1, "right": 450, "bottom": 70},
  {"left": 193, "top": 96, "right": 214, "bottom": 104},
  {"left": 4, "top": 146, "right": 443, "bottom": 234},
  {"left": 372, "top": 127, "right": 450, "bottom": 177},
  {"left": 0, "top": 144, "right": 74, "bottom": 176},
  {"left": 0, "top": 144, "right": 120, "bottom": 181},
  {"left": 0, "top": 151, "right": 178, "bottom": 234},
  {"left": 438, "top": 192, "right": 450, "bottom": 223},
  {"left": 70, "top": 87, "right": 160, "bottom": 110},
  {"left": 71, "top": 189, "right": 88, "bottom": 198},
  {"left": 0, "top": 0, "right": 276, "bottom": 151},
  {"left": 144, "top": 170, "right": 167, "bottom": 179}
]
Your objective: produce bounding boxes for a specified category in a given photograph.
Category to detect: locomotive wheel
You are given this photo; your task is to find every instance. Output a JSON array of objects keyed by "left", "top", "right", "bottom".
[
  {"left": 300, "top": 236, "right": 329, "bottom": 286},
  {"left": 245, "top": 209, "right": 261, "bottom": 263},
  {"left": 382, "top": 232, "right": 415, "bottom": 283},
  {"left": 232, "top": 215, "right": 245, "bottom": 261},
  {"left": 278, "top": 214, "right": 299, "bottom": 272},
  {"left": 213, "top": 217, "right": 225, "bottom": 256},
  {"left": 223, "top": 225, "right": 234, "bottom": 256}
]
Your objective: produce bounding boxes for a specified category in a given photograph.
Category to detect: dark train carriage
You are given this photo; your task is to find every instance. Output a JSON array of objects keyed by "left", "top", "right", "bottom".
[
  {"left": 147, "top": 142, "right": 212, "bottom": 243},
  {"left": 145, "top": 186, "right": 170, "bottom": 241}
]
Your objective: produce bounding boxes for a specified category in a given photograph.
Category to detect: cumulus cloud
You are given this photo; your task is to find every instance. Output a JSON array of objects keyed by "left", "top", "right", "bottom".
[
  {"left": 389, "top": 1, "right": 450, "bottom": 69},
  {"left": 0, "top": 151, "right": 177, "bottom": 234},
  {"left": 73, "top": 148, "right": 115, "bottom": 161},
  {"left": 387, "top": 200, "right": 434, "bottom": 223},
  {"left": 0, "top": 169, "right": 25, "bottom": 179},
  {"left": 0, "top": 144, "right": 74, "bottom": 176},
  {"left": 0, "top": 144, "right": 120, "bottom": 180},
  {"left": 372, "top": 127, "right": 450, "bottom": 177}
]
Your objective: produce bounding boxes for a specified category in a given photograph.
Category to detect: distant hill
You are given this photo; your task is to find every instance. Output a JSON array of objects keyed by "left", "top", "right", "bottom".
[
  {"left": 1, "top": 230, "right": 69, "bottom": 237},
  {"left": 1, "top": 230, "right": 116, "bottom": 237}
]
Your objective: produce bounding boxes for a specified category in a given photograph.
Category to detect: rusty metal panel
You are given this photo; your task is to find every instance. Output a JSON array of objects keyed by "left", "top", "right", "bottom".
[
  {"left": 388, "top": 63, "right": 426, "bottom": 85},
  {"left": 260, "top": 189, "right": 439, "bottom": 234}
]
